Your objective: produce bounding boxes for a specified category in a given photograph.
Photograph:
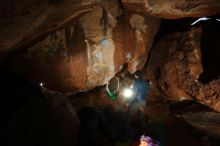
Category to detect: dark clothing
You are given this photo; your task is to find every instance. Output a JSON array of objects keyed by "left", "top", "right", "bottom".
[
  {"left": 123, "top": 79, "right": 149, "bottom": 141},
  {"left": 132, "top": 79, "right": 148, "bottom": 104}
]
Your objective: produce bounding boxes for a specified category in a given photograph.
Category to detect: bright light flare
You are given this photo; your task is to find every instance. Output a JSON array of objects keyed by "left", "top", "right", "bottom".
[
  {"left": 123, "top": 88, "right": 133, "bottom": 98},
  {"left": 191, "top": 17, "right": 210, "bottom": 25},
  {"left": 39, "top": 82, "right": 44, "bottom": 87}
]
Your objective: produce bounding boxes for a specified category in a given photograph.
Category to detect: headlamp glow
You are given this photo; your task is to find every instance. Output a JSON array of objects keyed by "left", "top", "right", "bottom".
[
  {"left": 39, "top": 82, "right": 44, "bottom": 87},
  {"left": 123, "top": 88, "right": 133, "bottom": 98}
]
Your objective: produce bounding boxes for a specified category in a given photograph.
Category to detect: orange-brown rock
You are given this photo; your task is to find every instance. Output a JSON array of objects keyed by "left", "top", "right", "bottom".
[
  {"left": 122, "top": 0, "right": 220, "bottom": 19},
  {"left": 147, "top": 26, "right": 220, "bottom": 112},
  {"left": 0, "top": 0, "right": 97, "bottom": 56},
  {"left": 113, "top": 12, "right": 160, "bottom": 73},
  {"left": 5, "top": 1, "right": 160, "bottom": 93}
]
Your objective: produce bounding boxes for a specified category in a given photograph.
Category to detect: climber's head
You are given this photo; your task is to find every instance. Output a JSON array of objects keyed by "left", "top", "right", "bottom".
[{"left": 134, "top": 71, "right": 143, "bottom": 79}]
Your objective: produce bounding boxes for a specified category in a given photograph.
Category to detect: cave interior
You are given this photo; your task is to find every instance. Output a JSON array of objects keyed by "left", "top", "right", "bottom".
[{"left": 1, "top": 0, "right": 220, "bottom": 146}]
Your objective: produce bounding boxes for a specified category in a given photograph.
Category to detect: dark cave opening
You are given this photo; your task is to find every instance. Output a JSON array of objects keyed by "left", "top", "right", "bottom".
[{"left": 199, "top": 19, "right": 220, "bottom": 83}]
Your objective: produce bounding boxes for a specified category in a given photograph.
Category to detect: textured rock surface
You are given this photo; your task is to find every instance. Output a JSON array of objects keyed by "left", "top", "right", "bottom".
[
  {"left": 147, "top": 26, "right": 220, "bottom": 112},
  {"left": 113, "top": 12, "right": 160, "bottom": 73},
  {"left": 122, "top": 0, "right": 220, "bottom": 19},
  {"left": 0, "top": 0, "right": 98, "bottom": 56},
  {"left": 179, "top": 112, "right": 220, "bottom": 138},
  {"left": 6, "top": 1, "right": 160, "bottom": 92},
  {"left": 2, "top": 0, "right": 220, "bottom": 93}
]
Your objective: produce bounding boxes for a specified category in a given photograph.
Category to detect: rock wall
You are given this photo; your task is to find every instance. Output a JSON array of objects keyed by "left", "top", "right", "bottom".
[
  {"left": 1, "top": 0, "right": 220, "bottom": 95},
  {"left": 0, "top": 0, "right": 97, "bottom": 55},
  {"left": 5, "top": 1, "right": 160, "bottom": 92},
  {"left": 147, "top": 26, "right": 220, "bottom": 112}
]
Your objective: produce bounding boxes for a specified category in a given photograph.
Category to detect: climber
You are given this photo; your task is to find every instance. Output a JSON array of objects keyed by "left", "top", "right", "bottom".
[
  {"left": 123, "top": 71, "right": 149, "bottom": 140},
  {"left": 128, "top": 71, "right": 149, "bottom": 113}
]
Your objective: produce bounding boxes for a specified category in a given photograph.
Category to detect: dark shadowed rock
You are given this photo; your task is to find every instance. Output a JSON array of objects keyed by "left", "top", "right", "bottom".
[
  {"left": 0, "top": 70, "right": 80, "bottom": 146},
  {"left": 178, "top": 112, "right": 220, "bottom": 139},
  {"left": 0, "top": 0, "right": 98, "bottom": 56}
]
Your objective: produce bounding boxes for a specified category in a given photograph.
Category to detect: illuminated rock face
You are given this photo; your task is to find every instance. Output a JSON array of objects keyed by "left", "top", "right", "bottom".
[
  {"left": 113, "top": 13, "right": 160, "bottom": 73},
  {"left": 5, "top": 1, "right": 160, "bottom": 92}
]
